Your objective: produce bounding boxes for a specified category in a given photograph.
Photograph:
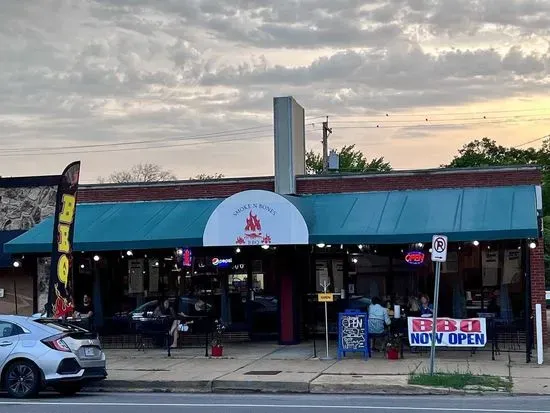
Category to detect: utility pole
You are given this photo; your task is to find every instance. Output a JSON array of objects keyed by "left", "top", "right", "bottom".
[{"left": 322, "top": 116, "right": 332, "bottom": 173}]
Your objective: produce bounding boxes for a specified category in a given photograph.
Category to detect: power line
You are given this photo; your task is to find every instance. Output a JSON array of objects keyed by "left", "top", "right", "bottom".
[
  {"left": 0, "top": 129, "right": 323, "bottom": 158},
  {"left": 331, "top": 107, "right": 550, "bottom": 119},
  {"left": 1, "top": 125, "right": 273, "bottom": 153},
  {"left": 331, "top": 113, "right": 547, "bottom": 124},
  {"left": 513, "top": 134, "right": 550, "bottom": 148},
  {"left": 1, "top": 114, "right": 327, "bottom": 153},
  {"left": 332, "top": 117, "right": 550, "bottom": 130}
]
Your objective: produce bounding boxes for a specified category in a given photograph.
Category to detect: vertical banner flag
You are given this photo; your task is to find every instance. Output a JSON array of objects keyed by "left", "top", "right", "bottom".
[{"left": 47, "top": 161, "right": 81, "bottom": 318}]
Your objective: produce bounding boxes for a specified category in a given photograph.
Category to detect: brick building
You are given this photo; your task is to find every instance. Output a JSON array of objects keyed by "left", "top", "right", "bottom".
[
  {"left": 2, "top": 97, "right": 545, "bottom": 357},
  {"left": 4, "top": 166, "right": 545, "bottom": 350}
]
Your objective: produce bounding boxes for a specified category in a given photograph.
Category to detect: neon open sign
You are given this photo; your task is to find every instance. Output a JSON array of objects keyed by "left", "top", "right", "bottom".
[{"left": 405, "top": 251, "right": 425, "bottom": 265}]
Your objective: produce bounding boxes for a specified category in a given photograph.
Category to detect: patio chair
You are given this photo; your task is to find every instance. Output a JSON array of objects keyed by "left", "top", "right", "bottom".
[{"left": 368, "top": 317, "right": 389, "bottom": 357}]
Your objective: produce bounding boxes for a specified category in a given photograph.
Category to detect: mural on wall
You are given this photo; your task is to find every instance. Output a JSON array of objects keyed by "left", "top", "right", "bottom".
[
  {"left": 0, "top": 185, "right": 57, "bottom": 314},
  {"left": 0, "top": 186, "right": 57, "bottom": 231}
]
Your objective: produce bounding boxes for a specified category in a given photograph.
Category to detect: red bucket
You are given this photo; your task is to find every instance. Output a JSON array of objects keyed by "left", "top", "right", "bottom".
[
  {"left": 211, "top": 345, "right": 223, "bottom": 357},
  {"left": 387, "top": 348, "right": 399, "bottom": 360}
]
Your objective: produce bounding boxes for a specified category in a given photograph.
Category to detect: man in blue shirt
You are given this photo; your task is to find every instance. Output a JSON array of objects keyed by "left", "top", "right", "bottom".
[{"left": 368, "top": 296, "right": 391, "bottom": 334}]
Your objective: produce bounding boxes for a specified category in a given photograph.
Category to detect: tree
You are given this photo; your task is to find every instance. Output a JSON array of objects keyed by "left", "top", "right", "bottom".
[
  {"left": 444, "top": 137, "right": 550, "bottom": 212},
  {"left": 446, "top": 137, "right": 550, "bottom": 287},
  {"left": 98, "top": 163, "right": 177, "bottom": 183},
  {"left": 544, "top": 216, "right": 550, "bottom": 287},
  {"left": 306, "top": 144, "right": 392, "bottom": 174},
  {"left": 191, "top": 173, "right": 225, "bottom": 180}
]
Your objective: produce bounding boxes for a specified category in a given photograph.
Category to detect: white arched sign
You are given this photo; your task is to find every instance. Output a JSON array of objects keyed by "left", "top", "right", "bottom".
[{"left": 203, "top": 190, "right": 309, "bottom": 247}]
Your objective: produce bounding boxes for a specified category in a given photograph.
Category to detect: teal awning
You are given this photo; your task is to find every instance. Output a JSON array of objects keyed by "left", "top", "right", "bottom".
[
  {"left": 4, "top": 185, "right": 538, "bottom": 253},
  {"left": 4, "top": 199, "right": 222, "bottom": 253},
  {"left": 307, "top": 185, "right": 539, "bottom": 244}
]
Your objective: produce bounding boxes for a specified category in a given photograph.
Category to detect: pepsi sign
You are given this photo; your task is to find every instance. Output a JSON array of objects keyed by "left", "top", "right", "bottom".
[{"left": 212, "top": 257, "right": 232, "bottom": 268}]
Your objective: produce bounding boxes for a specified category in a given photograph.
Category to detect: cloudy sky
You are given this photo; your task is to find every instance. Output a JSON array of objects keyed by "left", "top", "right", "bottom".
[{"left": 1, "top": 0, "right": 550, "bottom": 183}]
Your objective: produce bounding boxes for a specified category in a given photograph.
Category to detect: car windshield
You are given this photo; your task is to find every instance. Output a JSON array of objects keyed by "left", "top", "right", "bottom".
[{"left": 131, "top": 301, "right": 159, "bottom": 314}]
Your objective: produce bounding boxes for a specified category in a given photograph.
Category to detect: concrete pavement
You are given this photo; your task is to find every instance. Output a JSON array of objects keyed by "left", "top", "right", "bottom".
[{"left": 89, "top": 342, "right": 550, "bottom": 396}]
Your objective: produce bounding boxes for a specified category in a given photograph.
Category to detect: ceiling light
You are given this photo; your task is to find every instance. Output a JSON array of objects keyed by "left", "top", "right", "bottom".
[
  {"left": 126, "top": 250, "right": 133, "bottom": 256},
  {"left": 93, "top": 255, "right": 100, "bottom": 262},
  {"left": 473, "top": 241, "right": 480, "bottom": 247},
  {"left": 261, "top": 245, "right": 270, "bottom": 250},
  {"left": 235, "top": 247, "right": 241, "bottom": 253},
  {"left": 12, "top": 260, "right": 21, "bottom": 268},
  {"left": 316, "top": 243, "right": 326, "bottom": 248},
  {"left": 352, "top": 258, "right": 358, "bottom": 264},
  {"left": 529, "top": 241, "right": 537, "bottom": 249}
]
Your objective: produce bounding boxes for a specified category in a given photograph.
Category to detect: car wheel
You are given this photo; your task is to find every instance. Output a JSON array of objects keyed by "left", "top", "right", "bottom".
[
  {"left": 5, "top": 360, "right": 40, "bottom": 399},
  {"left": 53, "top": 383, "right": 83, "bottom": 396}
]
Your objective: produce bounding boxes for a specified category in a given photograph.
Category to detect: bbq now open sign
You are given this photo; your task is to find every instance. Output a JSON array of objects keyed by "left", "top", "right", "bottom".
[{"left": 407, "top": 317, "right": 487, "bottom": 347}]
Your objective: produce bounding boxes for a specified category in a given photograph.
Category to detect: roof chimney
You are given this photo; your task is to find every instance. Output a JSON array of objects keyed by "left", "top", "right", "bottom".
[{"left": 273, "top": 96, "right": 305, "bottom": 195}]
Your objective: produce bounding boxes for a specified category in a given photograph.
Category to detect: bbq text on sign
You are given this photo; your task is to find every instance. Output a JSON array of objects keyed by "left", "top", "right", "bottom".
[
  {"left": 48, "top": 161, "right": 81, "bottom": 318},
  {"left": 407, "top": 317, "right": 487, "bottom": 347}
]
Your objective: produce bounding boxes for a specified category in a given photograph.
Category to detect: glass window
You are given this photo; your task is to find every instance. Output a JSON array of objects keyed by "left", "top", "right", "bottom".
[{"left": 0, "top": 322, "right": 23, "bottom": 338}]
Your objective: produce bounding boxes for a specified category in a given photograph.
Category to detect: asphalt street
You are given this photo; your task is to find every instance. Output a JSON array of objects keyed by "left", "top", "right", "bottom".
[{"left": 1, "top": 393, "right": 550, "bottom": 413}]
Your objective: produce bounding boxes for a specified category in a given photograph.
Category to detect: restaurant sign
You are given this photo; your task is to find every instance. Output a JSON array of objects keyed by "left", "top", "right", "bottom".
[
  {"left": 408, "top": 317, "right": 487, "bottom": 347},
  {"left": 47, "top": 161, "right": 81, "bottom": 318},
  {"left": 203, "top": 190, "right": 309, "bottom": 247},
  {"left": 405, "top": 250, "right": 425, "bottom": 265}
]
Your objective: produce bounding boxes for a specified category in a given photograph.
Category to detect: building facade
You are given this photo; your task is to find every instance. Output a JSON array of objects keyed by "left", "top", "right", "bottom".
[
  {"left": 0, "top": 175, "right": 58, "bottom": 315},
  {"left": 4, "top": 166, "right": 545, "bottom": 349}
]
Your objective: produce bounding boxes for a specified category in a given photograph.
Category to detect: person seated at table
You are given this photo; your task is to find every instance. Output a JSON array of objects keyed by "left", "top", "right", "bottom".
[
  {"left": 154, "top": 299, "right": 175, "bottom": 318},
  {"left": 368, "top": 297, "right": 391, "bottom": 351},
  {"left": 74, "top": 294, "right": 94, "bottom": 319},
  {"left": 419, "top": 294, "right": 434, "bottom": 317},
  {"left": 73, "top": 293, "right": 94, "bottom": 330},
  {"left": 152, "top": 300, "right": 181, "bottom": 348},
  {"left": 407, "top": 296, "right": 421, "bottom": 317}
]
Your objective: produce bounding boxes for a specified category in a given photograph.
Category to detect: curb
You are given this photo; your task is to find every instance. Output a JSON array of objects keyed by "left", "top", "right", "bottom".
[
  {"left": 84, "top": 380, "right": 501, "bottom": 396},
  {"left": 85, "top": 380, "right": 212, "bottom": 393}
]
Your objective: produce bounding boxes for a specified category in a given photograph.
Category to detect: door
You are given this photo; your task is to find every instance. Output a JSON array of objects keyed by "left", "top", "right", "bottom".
[{"left": 0, "top": 320, "right": 21, "bottom": 365}]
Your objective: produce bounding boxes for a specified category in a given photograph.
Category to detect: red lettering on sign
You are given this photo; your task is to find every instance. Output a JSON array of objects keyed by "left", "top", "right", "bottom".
[
  {"left": 412, "top": 319, "right": 433, "bottom": 332},
  {"left": 437, "top": 319, "right": 456, "bottom": 332},
  {"left": 460, "top": 319, "right": 481, "bottom": 333},
  {"left": 411, "top": 318, "right": 483, "bottom": 333}
]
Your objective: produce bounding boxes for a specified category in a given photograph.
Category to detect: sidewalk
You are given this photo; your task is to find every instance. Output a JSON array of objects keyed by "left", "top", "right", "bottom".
[{"left": 89, "top": 342, "right": 550, "bottom": 395}]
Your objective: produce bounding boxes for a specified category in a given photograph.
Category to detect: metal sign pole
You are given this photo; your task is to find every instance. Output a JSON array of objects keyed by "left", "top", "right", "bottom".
[
  {"left": 429, "top": 234, "right": 448, "bottom": 377},
  {"left": 320, "top": 280, "right": 331, "bottom": 360},
  {"left": 429, "top": 261, "right": 441, "bottom": 376}
]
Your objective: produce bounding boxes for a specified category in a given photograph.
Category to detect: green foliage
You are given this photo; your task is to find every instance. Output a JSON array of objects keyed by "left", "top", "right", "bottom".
[
  {"left": 444, "top": 137, "right": 550, "bottom": 213},
  {"left": 306, "top": 144, "right": 392, "bottom": 174},
  {"left": 446, "top": 138, "right": 550, "bottom": 287},
  {"left": 409, "top": 372, "right": 511, "bottom": 391},
  {"left": 544, "top": 216, "right": 550, "bottom": 287}
]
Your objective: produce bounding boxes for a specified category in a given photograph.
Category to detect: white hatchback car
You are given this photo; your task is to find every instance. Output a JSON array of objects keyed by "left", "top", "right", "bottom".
[{"left": 0, "top": 315, "right": 107, "bottom": 398}]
